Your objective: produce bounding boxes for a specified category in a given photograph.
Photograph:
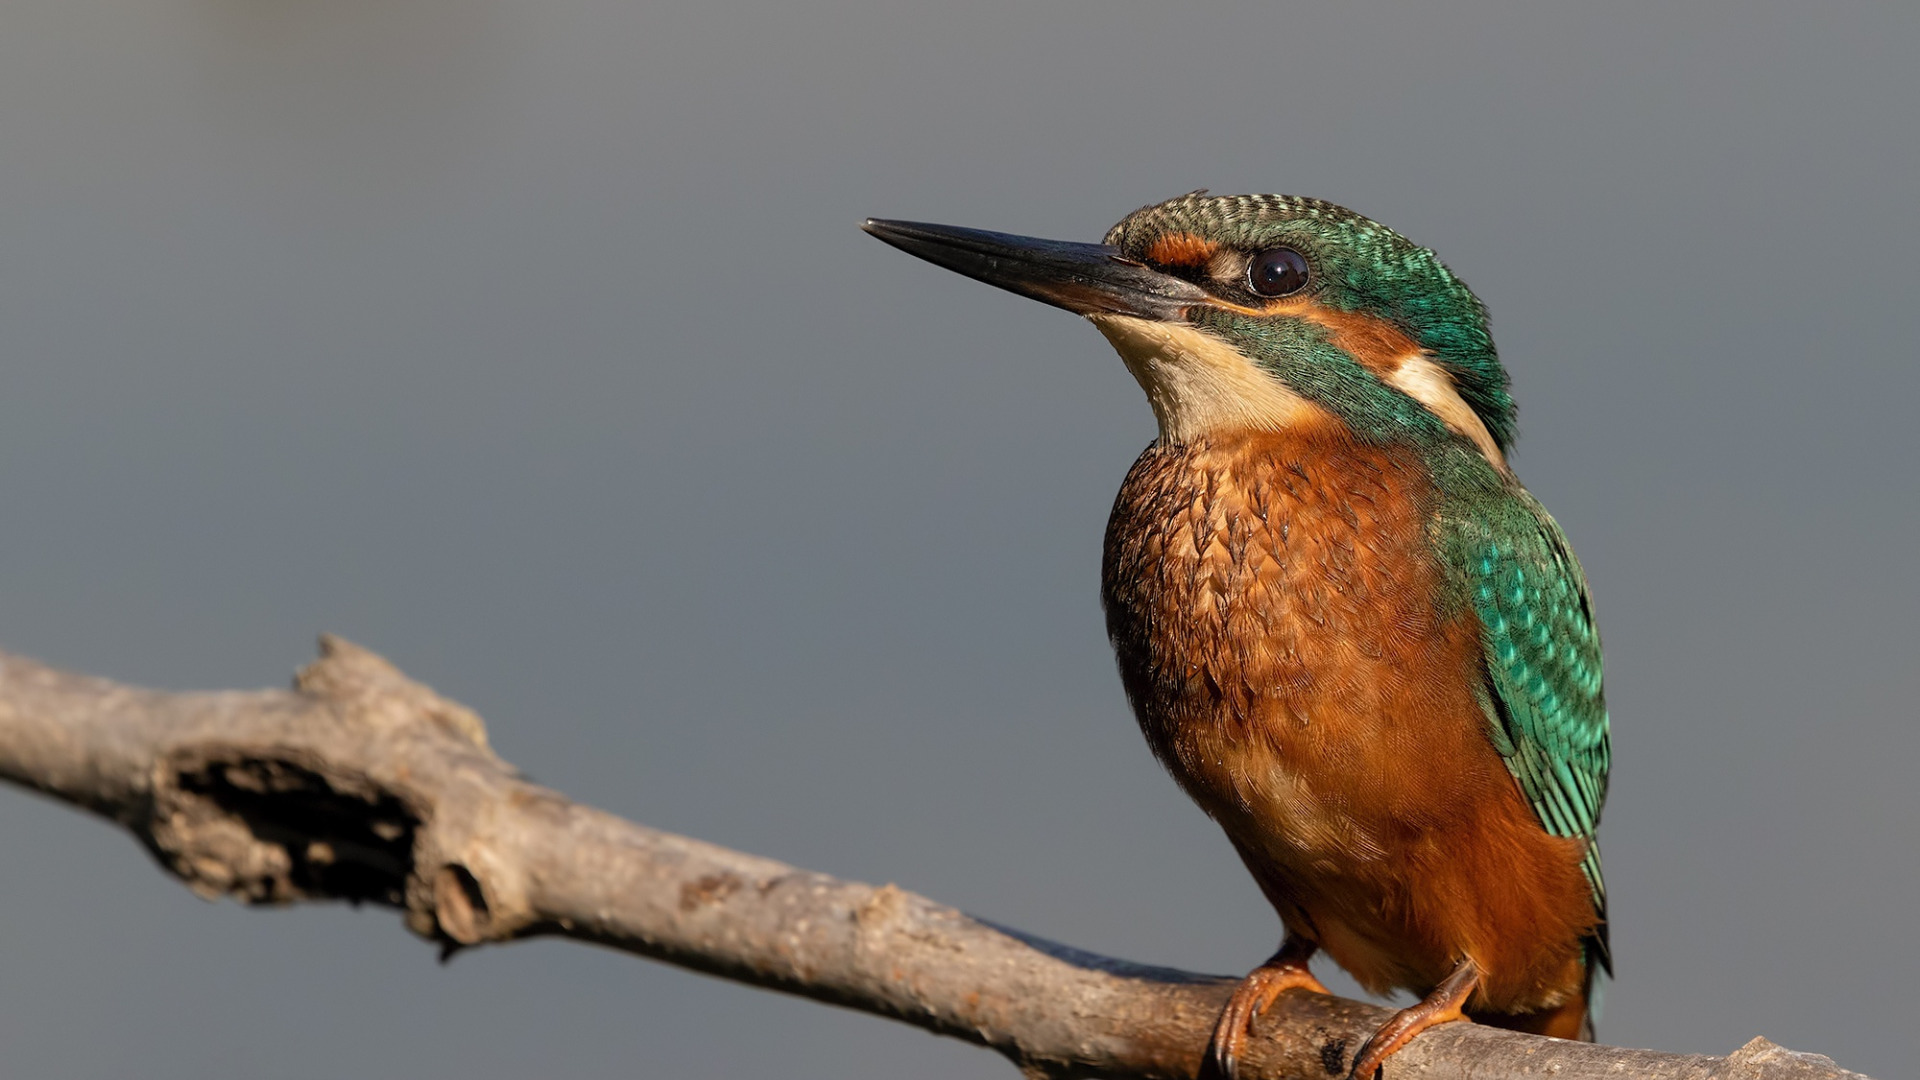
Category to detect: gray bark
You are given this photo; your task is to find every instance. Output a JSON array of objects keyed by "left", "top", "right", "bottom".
[{"left": 0, "top": 636, "right": 1870, "bottom": 1080}]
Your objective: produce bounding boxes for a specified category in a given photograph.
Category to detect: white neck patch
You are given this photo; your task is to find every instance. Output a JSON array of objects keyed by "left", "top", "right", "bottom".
[{"left": 1384, "top": 355, "right": 1509, "bottom": 473}]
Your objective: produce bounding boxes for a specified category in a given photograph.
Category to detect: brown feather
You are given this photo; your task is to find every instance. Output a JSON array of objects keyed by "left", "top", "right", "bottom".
[{"left": 1102, "top": 425, "right": 1597, "bottom": 1016}]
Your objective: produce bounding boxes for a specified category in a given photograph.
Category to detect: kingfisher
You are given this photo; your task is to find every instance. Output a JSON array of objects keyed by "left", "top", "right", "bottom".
[{"left": 863, "top": 192, "right": 1611, "bottom": 1080}]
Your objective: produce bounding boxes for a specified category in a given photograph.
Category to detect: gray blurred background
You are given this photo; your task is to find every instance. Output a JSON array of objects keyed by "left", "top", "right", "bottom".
[{"left": 0, "top": 2, "right": 1913, "bottom": 1077}]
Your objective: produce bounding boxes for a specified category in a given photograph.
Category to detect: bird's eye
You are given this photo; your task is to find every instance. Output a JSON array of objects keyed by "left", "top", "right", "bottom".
[{"left": 1248, "top": 247, "right": 1310, "bottom": 297}]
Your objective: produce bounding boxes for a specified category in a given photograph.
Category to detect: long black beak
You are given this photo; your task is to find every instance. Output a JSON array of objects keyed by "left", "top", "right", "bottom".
[{"left": 862, "top": 219, "right": 1207, "bottom": 322}]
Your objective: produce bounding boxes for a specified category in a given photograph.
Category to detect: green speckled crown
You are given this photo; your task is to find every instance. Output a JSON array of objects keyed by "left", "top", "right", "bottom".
[{"left": 1106, "top": 193, "right": 1516, "bottom": 453}]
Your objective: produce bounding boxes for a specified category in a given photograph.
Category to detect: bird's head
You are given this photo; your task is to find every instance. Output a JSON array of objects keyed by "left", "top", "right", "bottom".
[{"left": 864, "top": 192, "right": 1512, "bottom": 469}]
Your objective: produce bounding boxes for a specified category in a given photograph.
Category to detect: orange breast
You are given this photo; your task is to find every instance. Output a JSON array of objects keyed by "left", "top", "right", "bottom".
[{"left": 1101, "top": 427, "right": 1596, "bottom": 1013}]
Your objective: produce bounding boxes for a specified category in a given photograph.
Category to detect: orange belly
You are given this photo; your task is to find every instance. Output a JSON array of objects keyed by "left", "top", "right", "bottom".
[{"left": 1101, "top": 428, "right": 1597, "bottom": 1015}]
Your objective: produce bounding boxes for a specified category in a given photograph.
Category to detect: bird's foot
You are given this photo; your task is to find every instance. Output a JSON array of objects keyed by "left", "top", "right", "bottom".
[
  {"left": 1202, "top": 936, "right": 1331, "bottom": 1080},
  {"left": 1346, "top": 957, "right": 1480, "bottom": 1080}
]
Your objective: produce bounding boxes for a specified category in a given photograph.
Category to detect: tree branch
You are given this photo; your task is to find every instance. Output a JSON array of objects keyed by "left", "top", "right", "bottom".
[{"left": 0, "top": 637, "right": 1869, "bottom": 1080}]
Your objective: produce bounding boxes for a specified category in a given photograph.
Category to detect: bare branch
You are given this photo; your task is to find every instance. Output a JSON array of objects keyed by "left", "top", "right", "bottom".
[{"left": 0, "top": 638, "right": 1870, "bottom": 1080}]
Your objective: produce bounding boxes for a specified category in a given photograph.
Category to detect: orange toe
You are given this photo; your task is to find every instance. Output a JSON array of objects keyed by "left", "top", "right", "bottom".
[
  {"left": 1346, "top": 958, "right": 1479, "bottom": 1080},
  {"left": 1203, "top": 939, "right": 1331, "bottom": 1080}
]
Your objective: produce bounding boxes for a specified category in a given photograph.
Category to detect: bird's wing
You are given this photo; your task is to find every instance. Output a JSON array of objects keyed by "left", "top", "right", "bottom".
[{"left": 1455, "top": 490, "right": 1612, "bottom": 973}]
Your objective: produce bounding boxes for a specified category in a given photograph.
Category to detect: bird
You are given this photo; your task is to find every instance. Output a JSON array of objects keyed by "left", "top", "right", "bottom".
[{"left": 861, "top": 191, "right": 1610, "bottom": 1080}]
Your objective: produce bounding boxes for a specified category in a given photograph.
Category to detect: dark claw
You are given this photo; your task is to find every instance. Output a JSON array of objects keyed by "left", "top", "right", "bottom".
[
  {"left": 1200, "top": 996, "right": 1247, "bottom": 1080},
  {"left": 1199, "top": 1022, "right": 1235, "bottom": 1080},
  {"left": 1345, "top": 1034, "right": 1381, "bottom": 1080}
]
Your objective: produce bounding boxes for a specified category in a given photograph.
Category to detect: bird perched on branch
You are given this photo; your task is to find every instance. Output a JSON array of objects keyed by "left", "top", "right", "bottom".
[{"left": 862, "top": 192, "right": 1610, "bottom": 1080}]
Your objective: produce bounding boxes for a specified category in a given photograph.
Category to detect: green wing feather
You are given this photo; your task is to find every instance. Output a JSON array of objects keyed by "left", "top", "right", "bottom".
[{"left": 1458, "top": 491, "right": 1612, "bottom": 974}]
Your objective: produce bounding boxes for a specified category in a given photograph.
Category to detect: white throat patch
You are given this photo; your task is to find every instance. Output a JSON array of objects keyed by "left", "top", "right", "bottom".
[{"left": 1089, "top": 315, "right": 1322, "bottom": 444}]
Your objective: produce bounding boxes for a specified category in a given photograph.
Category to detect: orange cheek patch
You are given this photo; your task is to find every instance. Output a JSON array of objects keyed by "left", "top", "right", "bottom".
[
  {"left": 1146, "top": 231, "right": 1220, "bottom": 268},
  {"left": 1296, "top": 305, "right": 1425, "bottom": 375},
  {"left": 1218, "top": 297, "right": 1425, "bottom": 375},
  {"left": 1236, "top": 299, "right": 1508, "bottom": 471}
]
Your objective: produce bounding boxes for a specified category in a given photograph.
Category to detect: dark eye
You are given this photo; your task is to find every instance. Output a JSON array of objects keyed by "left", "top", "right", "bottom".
[{"left": 1248, "top": 247, "right": 1310, "bottom": 297}]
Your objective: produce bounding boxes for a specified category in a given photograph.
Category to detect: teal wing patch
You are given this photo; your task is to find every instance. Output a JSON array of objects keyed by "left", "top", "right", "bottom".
[{"left": 1462, "top": 492, "right": 1612, "bottom": 974}]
